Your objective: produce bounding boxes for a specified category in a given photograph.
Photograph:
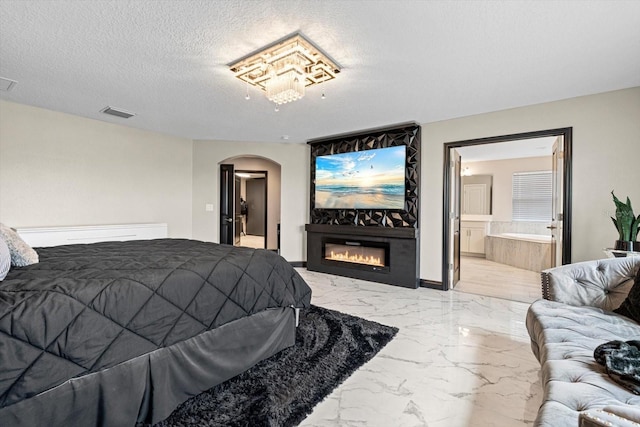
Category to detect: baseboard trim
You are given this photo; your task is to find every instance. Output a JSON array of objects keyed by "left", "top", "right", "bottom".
[
  {"left": 292, "top": 265, "right": 443, "bottom": 290},
  {"left": 420, "top": 279, "right": 444, "bottom": 290},
  {"left": 289, "top": 261, "right": 307, "bottom": 268}
]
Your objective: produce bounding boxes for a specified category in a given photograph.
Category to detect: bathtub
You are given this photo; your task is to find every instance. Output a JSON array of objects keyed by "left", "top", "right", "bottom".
[
  {"left": 485, "top": 233, "right": 553, "bottom": 272},
  {"left": 494, "top": 233, "right": 552, "bottom": 244}
]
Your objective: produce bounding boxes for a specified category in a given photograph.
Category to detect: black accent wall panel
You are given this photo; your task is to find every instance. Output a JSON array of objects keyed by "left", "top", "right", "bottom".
[{"left": 308, "top": 122, "right": 420, "bottom": 228}]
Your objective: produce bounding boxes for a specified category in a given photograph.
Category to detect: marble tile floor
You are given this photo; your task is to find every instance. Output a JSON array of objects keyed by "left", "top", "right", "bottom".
[
  {"left": 454, "top": 256, "right": 542, "bottom": 304},
  {"left": 296, "top": 268, "right": 543, "bottom": 427}
]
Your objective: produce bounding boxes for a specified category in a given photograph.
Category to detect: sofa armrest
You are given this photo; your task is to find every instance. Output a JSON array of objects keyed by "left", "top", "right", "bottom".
[
  {"left": 579, "top": 407, "right": 640, "bottom": 427},
  {"left": 541, "top": 257, "right": 640, "bottom": 311}
]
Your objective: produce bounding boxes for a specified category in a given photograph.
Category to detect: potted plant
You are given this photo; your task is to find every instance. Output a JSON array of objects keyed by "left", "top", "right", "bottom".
[{"left": 611, "top": 191, "right": 640, "bottom": 251}]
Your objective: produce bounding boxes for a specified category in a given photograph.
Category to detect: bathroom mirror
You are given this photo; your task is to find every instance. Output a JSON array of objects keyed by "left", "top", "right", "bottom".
[{"left": 462, "top": 175, "right": 492, "bottom": 215}]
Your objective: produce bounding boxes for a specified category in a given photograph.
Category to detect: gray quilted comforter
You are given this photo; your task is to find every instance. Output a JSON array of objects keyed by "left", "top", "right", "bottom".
[{"left": 0, "top": 239, "right": 312, "bottom": 410}]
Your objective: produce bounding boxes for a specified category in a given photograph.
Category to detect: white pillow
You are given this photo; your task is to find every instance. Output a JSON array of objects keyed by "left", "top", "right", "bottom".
[
  {"left": 0, "top": 223, "right": 39, "bottom": 267},
  {"left": 0, "top": 236, "right": 10, "bottom": 280}
]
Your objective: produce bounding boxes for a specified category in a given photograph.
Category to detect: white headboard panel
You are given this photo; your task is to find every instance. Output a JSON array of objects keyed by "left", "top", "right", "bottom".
[{"left": 16, "top": 223, "right": 168, "bottom": 247}]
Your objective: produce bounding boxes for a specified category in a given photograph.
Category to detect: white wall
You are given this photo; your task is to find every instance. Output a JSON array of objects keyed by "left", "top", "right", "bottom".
[
  {"left": 420, "top": 87, "right": 640, "bottom": 281},
  {"left": 0, "top": 100, "right": 193, "bottom": 237},
  {"left": 3, "top": 87, "right": 639, "bottom": 284},
  {"left": 462, "top": 156, "right": 551, "bottom": 221},
  {"left": 192, "top": 140, "right": 309, "bottom": 262}
]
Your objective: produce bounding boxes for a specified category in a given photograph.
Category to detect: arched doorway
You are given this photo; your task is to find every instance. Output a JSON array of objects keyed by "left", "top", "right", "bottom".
[{"left": 219, "top": 156, "right": 282, "bottom": 251}]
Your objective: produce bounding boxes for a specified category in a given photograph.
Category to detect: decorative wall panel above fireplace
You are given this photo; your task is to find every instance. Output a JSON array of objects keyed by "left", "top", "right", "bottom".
[
  {"left": 307, "top": 122, "right": 420, "bottom": 228},
  {"left": 306, "top": 123, "right": 420, "bottom": 288}
]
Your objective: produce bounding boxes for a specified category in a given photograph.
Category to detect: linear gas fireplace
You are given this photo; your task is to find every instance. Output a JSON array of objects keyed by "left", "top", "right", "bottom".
[
  {"left": 322, "top": 239, "right": 390, "bottom": 272},
  {"left": 306, "top": 224, "right": 419, "bottom": 288}
]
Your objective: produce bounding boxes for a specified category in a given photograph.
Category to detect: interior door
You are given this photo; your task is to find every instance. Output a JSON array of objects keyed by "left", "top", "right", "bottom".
[
  {"left": 451, "top": 149, "right": 462, "bottom": 286},
  {"left": 234, "top": 175, "right": 242, "bottom": 245},
  {"left": 550, "top": 136, "right": 564, "bottom": 267},
  {"left": 463, "top": 184, "right": 487, "bottom": 215},
  {"left": 219, "top": 164, "right": 235, "bottom": 245},
  {"left": 246, "top": 178, "right": 266, "bottom": 238}
]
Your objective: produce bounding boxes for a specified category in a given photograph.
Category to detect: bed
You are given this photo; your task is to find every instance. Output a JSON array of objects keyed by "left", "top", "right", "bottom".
[{"left": 0, "top": 237, "right": 312, "bottom": 426}]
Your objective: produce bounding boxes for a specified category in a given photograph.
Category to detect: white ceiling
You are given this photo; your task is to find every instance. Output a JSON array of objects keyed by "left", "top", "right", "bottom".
[{"left": 1, "top": 1, "right": 639, "bottom": 144}]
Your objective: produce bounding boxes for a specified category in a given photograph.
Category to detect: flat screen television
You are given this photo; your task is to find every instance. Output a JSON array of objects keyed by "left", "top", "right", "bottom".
[{"left": 314, "top": 145, "right": 406, "bottom": 209}]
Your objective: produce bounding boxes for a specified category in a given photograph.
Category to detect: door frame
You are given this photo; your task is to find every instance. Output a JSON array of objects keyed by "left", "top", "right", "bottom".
[
  {"left": 451, "top": 149, "right": 461, "bottom": 287},
  {"left": 234, "top": 174, "right": 242, "bottom": 245},
  {"left": 219, "top": 164, "right": 235, "bottom": 245},
  {"left": 235, "top": 169, "right": 268, "bottom": 249},
  {"left": 442, "top": 127, "right": 573, "bottom": 291}
]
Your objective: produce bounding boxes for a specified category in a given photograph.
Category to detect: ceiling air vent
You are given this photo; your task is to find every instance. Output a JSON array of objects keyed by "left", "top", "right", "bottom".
[
  {"left": 100, "top": 106, "right": 135, "bottom": 119},
  {"left": 0, "top": 77, "right": 18, "bottom": 91}
]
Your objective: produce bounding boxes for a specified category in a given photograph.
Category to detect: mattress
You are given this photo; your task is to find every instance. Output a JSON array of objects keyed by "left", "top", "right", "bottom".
[{"left": 0, "top": 239, "right": 312, "bottom": 426}]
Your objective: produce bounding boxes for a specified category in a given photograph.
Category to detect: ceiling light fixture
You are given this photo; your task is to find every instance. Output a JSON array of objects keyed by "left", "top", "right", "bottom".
[{"left": 228, "top": 32, "right": 341, "bottom": 106}]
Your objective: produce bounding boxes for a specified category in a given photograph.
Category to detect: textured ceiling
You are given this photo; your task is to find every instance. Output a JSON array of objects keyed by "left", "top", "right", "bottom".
[{"left": 1, "top": 1, "right": 639, "bottom": 144}]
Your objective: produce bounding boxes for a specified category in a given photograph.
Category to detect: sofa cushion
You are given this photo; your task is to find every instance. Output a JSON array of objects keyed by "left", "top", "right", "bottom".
[
  {"left": 0, "top": 223, "right": 38, "bottom": 267},
  {"left": 541, "top": 257, "right": 638, "bottom": 311},
  {"left": 614, "top": 265, "right": 640, "bottom": 324},
  {"left": 0, "top": 237, "right": 10, "bottom": 280},
  {"left": 526, "top": 299, "right": 640, "bottom": 426}
]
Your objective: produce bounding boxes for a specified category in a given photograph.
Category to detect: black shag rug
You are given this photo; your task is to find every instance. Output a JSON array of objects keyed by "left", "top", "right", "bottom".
[{"left": 155, "top": 305, "right": 398, "bottom": 427}]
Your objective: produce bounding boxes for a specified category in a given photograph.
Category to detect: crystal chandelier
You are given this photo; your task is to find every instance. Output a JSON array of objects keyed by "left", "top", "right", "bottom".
[
  {"left": 229, "top": 32, "right": 340, "bottom": 106},
  {"left": 265, "top": 62, "right": 305, "bottom": 104}
]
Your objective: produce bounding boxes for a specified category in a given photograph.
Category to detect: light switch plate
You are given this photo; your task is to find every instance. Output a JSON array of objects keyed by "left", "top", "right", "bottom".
[{"left": 205, "top": 204, "right": 214, "bottom": 212}]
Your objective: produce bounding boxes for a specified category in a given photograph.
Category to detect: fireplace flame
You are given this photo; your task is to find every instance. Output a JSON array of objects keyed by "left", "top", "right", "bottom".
[{"left": 328, "top": 250, "right": 384, "bottom": 267}]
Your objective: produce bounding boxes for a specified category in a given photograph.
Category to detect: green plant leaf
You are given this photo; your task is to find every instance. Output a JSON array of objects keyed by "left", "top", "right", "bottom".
[
  {"left": 611, "top": 191, "right": 636, "bottom": 241},
  {"left": 632, "top": 214, "right": 640, "bottom": 241},
  {"left": 612, "top": 217, "right": 622, "bottom": 240}
]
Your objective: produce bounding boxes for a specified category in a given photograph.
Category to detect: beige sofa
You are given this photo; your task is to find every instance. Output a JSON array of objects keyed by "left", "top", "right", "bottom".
[{"left": 526, "top": 256, "right": 640, "bottom": 427}]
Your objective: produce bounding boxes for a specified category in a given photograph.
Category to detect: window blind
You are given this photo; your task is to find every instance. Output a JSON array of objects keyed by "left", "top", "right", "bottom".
[{"left": 512, "top": 171, "right": 552, "bottom": 222}]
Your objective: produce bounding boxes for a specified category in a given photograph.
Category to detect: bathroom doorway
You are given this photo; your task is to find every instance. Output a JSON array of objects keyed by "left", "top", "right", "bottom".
[{"left": 443, "top": 128, "right": 572, "bottom": 301}]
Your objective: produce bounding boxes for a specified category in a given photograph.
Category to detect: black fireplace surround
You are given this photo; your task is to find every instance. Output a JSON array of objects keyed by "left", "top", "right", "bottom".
[
  {"left": 306, "top": 224, "right": 419, "bottom": 288},
  {"left": 306, "top": 122, "right": 420, "bottom": 288}
]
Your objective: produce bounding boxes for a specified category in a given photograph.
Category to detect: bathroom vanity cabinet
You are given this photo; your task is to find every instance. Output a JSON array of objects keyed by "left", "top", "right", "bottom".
[{"left": 460, "top": 220, "right": 489, "bottom": 255}]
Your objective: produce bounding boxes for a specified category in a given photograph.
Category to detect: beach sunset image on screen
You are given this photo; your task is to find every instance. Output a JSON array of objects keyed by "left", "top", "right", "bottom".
[{"left": 315, "top": 145, "right": 406, "bottom": 209}]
